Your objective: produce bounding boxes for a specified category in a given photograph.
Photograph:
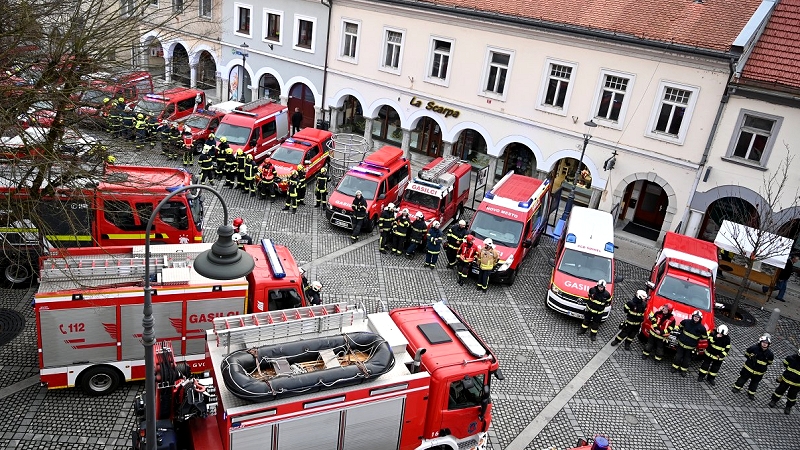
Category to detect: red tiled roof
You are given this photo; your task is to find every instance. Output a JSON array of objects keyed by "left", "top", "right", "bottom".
[
  {"left": 415, "top": 0, "right": 763, "bottom": 52},
  {"left": 740, "top": 0, "right": 800, "bottom": 89}
]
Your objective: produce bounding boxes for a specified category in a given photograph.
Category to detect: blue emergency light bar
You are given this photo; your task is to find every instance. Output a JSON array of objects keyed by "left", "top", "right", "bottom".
[
  {"left": 285, "top": 138, "right": 312, "bottom": 147},
  {"left": 352, "top": 167, "right": 382, "bottom": 177},
  {"left": 361, "top": 161, "right": 389, "bottom": 171},
  {"left": 605, "top": 242, "right": 615, "bottom": 253},
  {"left": 414, "top": 178, "right": 443, "bottom": 189},
  {"left": 566, "top": 233, "right": 577, "bottom": 243},
  {"left": 261, "top": 238, "right": 286, "bottom": 278},
  {"left": 145, "top": 94, "right": 169, "bottom": 101},
  {"left": 519, "top": 199, "right": 533, "bottom": 208},
  {"left": 484, "top": 192, "right": 495, "bottom": 200}
]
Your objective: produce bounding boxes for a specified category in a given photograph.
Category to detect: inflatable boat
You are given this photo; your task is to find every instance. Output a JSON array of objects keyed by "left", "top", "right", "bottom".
[{"left": 221, "top": 332, "right": 396, "bottom": 402}]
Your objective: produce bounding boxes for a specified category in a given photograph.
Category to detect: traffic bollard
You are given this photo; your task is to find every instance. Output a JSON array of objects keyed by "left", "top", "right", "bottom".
[{"left": 765, "top": 307, "right": 780, "bottom": 334}]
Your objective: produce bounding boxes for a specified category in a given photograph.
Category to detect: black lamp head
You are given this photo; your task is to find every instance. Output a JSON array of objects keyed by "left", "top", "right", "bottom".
[{"left": 193, "top": 224, "right": 255, "bottom": 280}]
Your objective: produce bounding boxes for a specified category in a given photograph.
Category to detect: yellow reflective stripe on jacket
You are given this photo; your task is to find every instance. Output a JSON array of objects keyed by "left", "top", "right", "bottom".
[
  {"left": 745, "top": 365, "right": 768, "bottom": 375},
  {"left": 681, "top": 330, "right": 705, "bottom": 340}
]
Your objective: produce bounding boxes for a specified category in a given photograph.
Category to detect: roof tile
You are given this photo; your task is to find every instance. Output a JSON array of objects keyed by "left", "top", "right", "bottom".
[{"left": 740, "top": 0, "right": 800, "bottom": 89}]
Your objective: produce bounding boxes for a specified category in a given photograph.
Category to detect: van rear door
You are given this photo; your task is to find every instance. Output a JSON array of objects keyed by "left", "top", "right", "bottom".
[{"left": 275, "top": 111, "right": 289, "bottom": 140}]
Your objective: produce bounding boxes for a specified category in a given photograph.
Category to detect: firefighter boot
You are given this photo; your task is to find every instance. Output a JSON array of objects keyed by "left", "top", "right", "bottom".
[
  {"left": 785, "top": 405, "right": 793, "bottom": 415},
  {"left": 610, "top": 334, "right": 621, "bottom": 346},
  {"left": 589, "top": 332, "right": 597, "bottom": 342},
  {"left": 624, "top": 340, "right": 632, "bottom": 351},
  {"left": 706, "top": 377, "right": 716, "bottom": 386},
  {"left": 769, "top": 400, "right": 778, "bottom": 408},
  {"left": 697, "top": 373, "right": 705, "bottom": 382},
  {"left": 577, "top": 327, "right": 588, "bottom": 335}
]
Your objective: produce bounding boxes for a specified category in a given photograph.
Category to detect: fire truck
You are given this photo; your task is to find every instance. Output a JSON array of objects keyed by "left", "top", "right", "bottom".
[
  {"left": 131, "top": 300, "right": 501, "bottom": 450},
  {"left": 0, "top": 164, "right": 204, "bottom": 287},
  {"left": 260, "top": 127, "right": 333, "bottom": 193},
  {"left": 641, "top": 232, "right": 717, "bottom": 352},
  {"left": 467, "top": 172, "right": 551, "bottom": 285},
  {"left": 35, "top": 239, "right": 306, "bottom": 396},
  {"left": 214, "top": 98, "right": 289, "bottom": 162},
  {"left": 398, "top": 155, "right": 471, "bottom": 229}
]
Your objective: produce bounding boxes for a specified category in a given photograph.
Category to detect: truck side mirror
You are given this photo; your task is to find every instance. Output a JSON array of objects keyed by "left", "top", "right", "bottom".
[
  {"left": 304, "top": 159, "right": 311, "bottom": 165},
  {"left": 548, "top": 258, "right": 556, "bottom": 268},
  {"left": 479, "top": 385, "right": 491, "bottom": 418},
  {"left": 249, "top": 139, "right": 258, "bottom": 147},
  {"left": 378, "top": 193, "right": 386, "bottom": 200},
  {"left": 646, "top": 281, "right": 655, "bottom": 290},
  {"left": 615, "top": 275, "right": 624, "bottom": 283},
  {"left": 522, "top": 239, "right": 532, "bottom": 249},
  {"left": 492, "top": 367, "right": 504, "bottom": 380}
]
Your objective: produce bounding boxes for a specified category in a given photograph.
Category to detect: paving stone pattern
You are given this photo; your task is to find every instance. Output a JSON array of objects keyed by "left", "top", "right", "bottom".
[{"left": 1, "top": 140, "right": 799, "bottom": 449}]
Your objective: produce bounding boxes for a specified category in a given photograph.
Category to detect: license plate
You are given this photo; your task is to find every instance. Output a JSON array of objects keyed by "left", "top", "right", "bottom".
[
  {"left": 333, "top": 219, "right": 349, "bottom": 228},
  {"left": 471, "top": 267, "right": 479, "bottom": 274},
  {"left": 567, "top": 311, "right": 582, "bottom": 318}
]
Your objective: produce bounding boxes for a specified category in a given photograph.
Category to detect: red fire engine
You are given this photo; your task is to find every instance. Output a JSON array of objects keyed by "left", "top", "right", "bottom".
[
  {"left": 35, "top": 239, "right": 306, "bottom": 396},
  {"left": 398, "top": 155, "right": 472, "bottom": 229},
  {"left": 214, "top": 98, "right": 289, "bottom": 162},
  {"left": 132, "top": 301, "right": 502, "bottom": 450},
  {"left": 260, "top": 127, "right": 333, "bottom": 192},
  {"left": 0, "top": 164, "right": 204, "bottom": 287}
]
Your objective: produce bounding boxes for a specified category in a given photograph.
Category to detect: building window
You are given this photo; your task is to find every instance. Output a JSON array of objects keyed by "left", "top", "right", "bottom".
[
  {"left": 263, "top": 10, "right": 282, "bottom": 45},
  {"left": 590, "top": 70, "right": 634, "bottom": 128},
  {"left": 426, "top": 38, "right": 453, "bottom": 84},
  {"left": 173, "top": 0, "right": 183, "bottom": 14},
  {"left": 481, "top": 48, "right": 513, "bottom": 100},
  {"left": 235, "top": 4, "right": 252, "bottom": 36},
  {"left": 121, "top": 0, "right": 135, "bottom": 16},
  {"left": 294, "top": 16, "right": 316, "bottom": 52},
  {"left": 199, "top": 0, "right": 211, "bottom": 17},
  {"left": 725, "top": 110, "right": 783, "bottom": 167},
  {"left": 381, "top": 28, "right": 404, "bottom": 73},
  {"left": 646, "top": 81, "right": 699, "bottom": 144},
  {"left": 149, "top": 0, "right": 157, "bottom": 6},
  {"left": 537, "top": 59, "right": 576, "bottom": 115},
  {"left": 340, "top": 20, "right": 360, "bottom": 62}
]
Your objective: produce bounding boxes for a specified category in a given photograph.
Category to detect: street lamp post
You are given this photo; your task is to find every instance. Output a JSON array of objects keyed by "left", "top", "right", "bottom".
[
  {"left": 561, "top": 120, "right": 597, "bottom": 221},
  {"left": 240, "top": 42, "right": 249, "bottom": 102},
  {"left": 142, "top": 185, "right": 254, "bottom": 450}
]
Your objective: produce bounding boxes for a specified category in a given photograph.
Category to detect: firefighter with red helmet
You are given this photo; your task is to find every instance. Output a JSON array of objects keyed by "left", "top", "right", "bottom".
[
  {"left": 698, "top": 324, "right": 730, "bottom": 386},
  {"left": 577, "top": 280, "right": 611, "bottom": 342},
  {"left": 671, "top": 310, "right": 708, "bottom": 377},
  {"left": 769, "top": 347, "right": 800, "bottom": 415},
  {"left": 733, "top": 334, "right": 774, "bottom": 400},
  {"left": 610, "top": 290, "right": 647, "bottom": 350},
  {"left": 456, "top": 235, "right": 478, "bottom": 285},
  {"left": 232, "top": 217, "right": 244, "bottom": 234},
  {"left": 642, "top": 303, "right": 676, "bottom": 361}
]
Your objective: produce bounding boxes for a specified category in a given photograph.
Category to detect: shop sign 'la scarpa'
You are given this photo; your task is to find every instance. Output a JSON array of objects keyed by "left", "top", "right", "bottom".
[{"left": 409, "top": 96, "right": 460, "bottom": 118}]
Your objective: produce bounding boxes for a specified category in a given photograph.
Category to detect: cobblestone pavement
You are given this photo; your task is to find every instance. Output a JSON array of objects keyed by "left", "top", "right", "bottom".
[{"left": 1, "top": 138, "right": 799, "bottom": 450}]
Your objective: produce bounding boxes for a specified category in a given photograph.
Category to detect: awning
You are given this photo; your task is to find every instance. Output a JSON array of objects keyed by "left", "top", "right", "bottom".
[{"left": 713, "top": 220, "right": 793, "bottom": 269}]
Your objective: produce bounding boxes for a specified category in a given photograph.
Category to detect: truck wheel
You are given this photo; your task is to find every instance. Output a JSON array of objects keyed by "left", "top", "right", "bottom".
[
  {"left": 503, "top": 269, "right": 517, "bottom": 286},
  {"left": 80, "top": 366, "right": 122, "bottom": 396},
  {"left": 3, "top": 263, "right": 33, "bottom": 288},
  {"left": 366, "top": 216, "right": 377, "bottom": 232}
]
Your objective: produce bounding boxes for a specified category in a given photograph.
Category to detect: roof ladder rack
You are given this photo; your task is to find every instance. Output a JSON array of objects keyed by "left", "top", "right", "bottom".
[{"left": 420, "top": 155, "right": 459, "bottom": 181}]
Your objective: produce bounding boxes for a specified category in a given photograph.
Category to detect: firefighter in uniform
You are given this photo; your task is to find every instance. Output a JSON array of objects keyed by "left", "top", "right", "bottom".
[
  {"left": 378, "top": 203, "right": 396, "bottom": 254},
  {"left": 698, "top": 324, "right": 731, "bottom": 386},
  {"left": 203, "top": 134, "right": 217, "bottom": 177},
  {"left": 314, "top": 167, "right": 328, "bottom": 207},
  {"left": 109, "top": 99, "right": 124, "bottom": 137},
  {"left": 642, "top": 303, "right": 676, "bottom": 361},
  {"left": 182, "top": 126, "right": 194, "bottom": 166},
  {"left": 456, "top": 235, "right": 478, "bottom": 285},
  {"left": 611, "top": 290, "right": 647, "bottom": 350},
  {"left": 215, "top": 137, "right": 229, "bottom": 181},
  {"left": 169, "top": 123, "right": 183, "bottom": 160},
  {"left": 121, "top": 107, "right": 135, "bottom": 140},
  {"left": 391, "top": 208, "right": 411, "bottom": 252},
  {"left": 146, "top": 114, "right": 159, "bottom": 149},
  {"left": 244, "top": 154, "right": 257, "bottom": 196},
  {"left": 577, "top": 280, "right": 611, "bottom": 342},
  {"left": 224, "top": 146, "right": 237, "bottom": 188},
  {"left": 305, "top": 281, "right": 323, "bottom": 306},
  {"left": 134, "top": 114, "right": 147, "bottom": 149},
  {"left": 476, "top": 239, "right": 500, "bottom": 292},
  {"left": 296, "top": 164, "right": 307, "bottom": 205},
  {"left": 733, "top": 334, "right": 774, "bottom": 400},
  {"left": 259, "top": 164, "right": 277, "bottom": 200},
  {"left": 445, "top": 220, "right": 468, "bottom": 268},
  {"left": 157, "top": 120, "right": 171, "bottom": 155},
  {"left": 351, "top": 190, "right": 368, "bottom": 240},
  {"left": 769, "top": 348, "right": 800, "bottom": 415},
  {"left": 236, "top": 150, "right": 247, "bottom": 190},
  {"left": 671, "top": 310, "right": 708, "bottom": 377},
  {"left": 283, "top": 171, "right": 300, "bottom": 213},
  {"left": 405, "top": 211, "right": 427, "bottom": 259},
  {"left": 237, "top": 224, "right": 254, "bottom": 245},
  {"left": 198, "top": 149, "right": 214, "bottom": 184},
  {"left": 424, "top": 221, "right": 443, "bottom": 269}
]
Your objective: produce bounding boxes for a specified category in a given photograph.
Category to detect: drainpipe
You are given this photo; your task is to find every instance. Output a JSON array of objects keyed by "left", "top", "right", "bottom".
[
  {"left": 321, "top": 0, "right": 332, "bottom": 129},
  {"left": 677, "top": 58, "right": 736, "bottom": 234}
]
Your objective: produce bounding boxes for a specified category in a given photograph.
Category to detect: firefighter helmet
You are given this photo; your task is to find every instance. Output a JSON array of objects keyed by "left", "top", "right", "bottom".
[
  {"left": 484, "top": 238, "right": 494, "bottom": 247},
  {"left": 246, "top": 153, "right": 253, "bottom": 160},
  {"left": 220, "top": 137, "right": 228, "bottom": 143},
  {"left": 237, "top": 149, "right": 243, "bottom": 155},
  {"left": 137, "top": 113, "right": 143, "bottom": 120},
  {"left": 432, "top": 220, "right": 440, "bottom": 228},
  {"left": 458, "top": 219, "right": 466, "bottom": 227},
  {"left": 387, "top": 203, "right": 396, "bottom": 211},
  {"left": 355, "top": 190, "right": 362, "bottom": 196},
  {"left": 297, "top": 164, "right": 304, "bottom": 170},
  {"left": 597, "top": 279, "right": 607, "bottom": 287},
  {"left": 401, "top": 208, "right": 409, "bottom": 215},
  {"left": 311, "top": 281, "right": 322, "bottom": 292},
  {"left": 692, "top": 310, "right": 703, "bottom": 320},
  {"left": 118, "top": 97, "right": 125, "bottom": 103},
  {"left": 103, "top": 98, "right": 110, "bottom": 104},
  {"left": 466, "top": 235, "right": 475, "bottom": 244},
  {"left": 716, "top": 324, "right": 729, "bottom": 336},
  {"left": 760, "top": 334, "right": 771, "bottom": 344},
  {"left": 320, "top": 167, "right": 327, "bottom": 173},
  {"left": 106, "top": 155, "right": 116, "bottom": 164},
  {"left": 208, "top": 133, "right": 215, "bottom": 139},
  {"left": 232, "top": 217, "right": 244, "bottom": 229},
  {"left": 238, "top": 224, "right": 248, "bottom": 235},
  {"left": 415, "top": 211, "right": 424, "bottom": 219},
  {"left": 636, "top": 290, "right": 647, "bottom": 300}
]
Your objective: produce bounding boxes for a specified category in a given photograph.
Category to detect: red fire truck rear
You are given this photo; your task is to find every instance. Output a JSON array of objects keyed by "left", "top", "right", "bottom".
[
  {"left": 398, "top": 155, "right": 471, "bottom": 228},
  {"left": 467, "top": 172, "right": 551, "bottom": 285},
  {"left": 35, "top": 239, "right": 306, "bottom": 396},
  {"left": 641, "top": 232, "right": 718, "bottom": 352},
  {"left": 0, "top": 164, "right": 204, "bottom": 287},
  {"left": 214, "top": 98, "right": 289, "bottom": 162},
  {"left": 131, "top": 301, "right": 502, "bottom": 450}
]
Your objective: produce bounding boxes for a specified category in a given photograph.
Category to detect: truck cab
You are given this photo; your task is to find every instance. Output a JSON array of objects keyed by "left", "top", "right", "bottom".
[
  {"left": 398, "top": 156, "right": 471, "bottom": 229},
  {"left": 261, "top": 128, "right": 333, "bottom": 192},
  {"left": 177, "top": 109, "right": 225, "bottom": 153},
  {"left": 214, "top": 98, "right": 289, "bottom": 162},
  {"left": 134, "top": 88, "right": 206, "bottom": 122},
  {"left": 243, "top": 239, "right": 306, "bottom": 313},
  {"left": 641, "top": 232, "right": 717, "bottom": 351},
  {"left": 468, "top": 172, "right": 551, "bottom": 285}
]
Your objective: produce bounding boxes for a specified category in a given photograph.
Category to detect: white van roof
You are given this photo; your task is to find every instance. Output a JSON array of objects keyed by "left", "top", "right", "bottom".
[
  {"left": 564, "top": 207, "right": 615, "bottom": 257},
  {"left": 208, "top": 101, "right": 245, "bottom": 114}
]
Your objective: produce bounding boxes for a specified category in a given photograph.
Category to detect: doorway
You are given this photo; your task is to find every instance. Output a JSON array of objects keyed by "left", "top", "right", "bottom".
[
  {"left": 287, "top": 83, "right": 316, "bottom": 128},
  {"left": 412, "top": 117, "right": 442, "bottom": 157}
]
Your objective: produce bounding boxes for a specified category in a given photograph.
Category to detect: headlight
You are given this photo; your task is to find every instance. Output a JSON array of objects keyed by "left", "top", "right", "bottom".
[
  {"left": 497, "top": 254, "right": 514, "bottom": 272},
  {"left": 326, "top": 202, "right": 332, "bottom": 210}
]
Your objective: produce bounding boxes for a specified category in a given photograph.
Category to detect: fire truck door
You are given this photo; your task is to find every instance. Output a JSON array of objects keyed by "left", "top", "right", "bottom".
[
  {"left": 441, "top": 373, "right": 487, "bottom": 439},
  {"left": 119, "top": 301, "right": 183, "bottom": 360},
  {"left": 39, "top": 306, "right": 118, "bottom": 368}
]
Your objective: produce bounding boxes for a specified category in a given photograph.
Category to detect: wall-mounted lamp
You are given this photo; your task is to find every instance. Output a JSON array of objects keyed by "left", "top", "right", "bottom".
[
  {"left": 267, "top": 43, "right": 274, "bottom": 51},
  {"left": 703, "top": 166, "right": 712, "bottom": 182},
  {"left": 603, "top": 150, "right": 618, "bottom": 171}
]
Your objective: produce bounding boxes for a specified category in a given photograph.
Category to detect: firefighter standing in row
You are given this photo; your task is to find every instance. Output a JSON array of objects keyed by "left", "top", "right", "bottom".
[
  {"left": 134, "top": 114, "right": 147, "bottom": 149},
  {"left": 169, "top": 122, "right": 183, "bottom": 160},
  {"left": 378, "top": 203, "right": 396, "bottom": 254},
  {"left": 445, "top": 220, "right": 468, "bottom": 269},
  {"left": 642, "top": 303, "right": 675, "bottom": 361},
  {"left": 198, "top": 149, "right": 214, "bottom": 184},
  {"left": 157, "top": 120, "right": 171, "bottom": 156},
  {"left": 244, "top": 154, "right": 257, "bottom": 196},
  {"left": 670, "top": 310, "right": 708, "bottom": 377},
  {"left": 456, "top": 235, "right": 478, "bottom": 285},
  {"left": 305, "top": 281, "right": 323, "bottom": 306},
  {"left": 350, "top": 190, "right": 368, "bottom": 240},
  {"left": 405, "top": 212, "right": 427, "bottom": 259},
  {"left": 236, "top": 149, "right": 247, "bottom": 190},
  {"left": 424, "top": 221, "right": 443, "bottom": 269},
  {"left": 121, "top": 107, "right": 135, "bottom": 140},
  {"left": 697, "top": 324, "right": 731, "bottom": 386},
  {"left": 108, "top": 99, "right": 124, "bottom": 137},
  {"left": 224, "top": 145, "right": 237, "bottom": 188},
  {"left": 296, "top": 164, "right": 307, "bottom": 205},
  {"left": 733, "top": 334, "right": 774, "bottom": 400},
  {"left": 146, "top": 114, "right": 159, "bottom": 149},
  {"left": 215, "top": 137, "right": 228, "bottom": 181},
  {"left": 259, "top": 164, "right": 277, "bottom": 200},
  {"left": 283, "top": 170, "right": 300, "bottom": 213},
  {"left": 182, "top": 126, "right": 194, "bottom": 166},
  {"left": 476, "top": 239, "right": 500, "bottom": 291},
  {"left": 577, "top": 280, "right": 611, "bottom": 342},
  {"left": 314, "top": 167, "right": 328, "bottom": 207},
  {"left": 769, "top": 348, "right": 800, "bottom": 415},
  {"left": 391, "top": 208, "right": 411, "bottom": 252},
  {"left": 610, "top": 290, "right": 647, "bottom": 350}
]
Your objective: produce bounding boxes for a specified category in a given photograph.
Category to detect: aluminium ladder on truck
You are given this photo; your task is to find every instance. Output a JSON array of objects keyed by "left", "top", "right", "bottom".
[
  {"left": 419, "top": 154, "right": 459, "bottom": 181},
  {"left": 211, "top": 302, "right": 364, "bottom": 355}
]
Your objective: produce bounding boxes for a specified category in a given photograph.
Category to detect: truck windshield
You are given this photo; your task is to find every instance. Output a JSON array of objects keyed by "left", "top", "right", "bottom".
[
  {"left": 470, "top": 211, "right": 523, "bottom": 247},
  {"left": 135, "top": 100, "right": 166, "bottom": 115},
  {"left": 403, "top": 189, "right": 440, "bottom": 210},
  {"left": 215, "top": 123, "right": 250, "bottom": 145},
  {"left": 336, "top": 175, "right": 378, "bottom": 200},
  {"left": 183, "top": 115, "right": 211, "bottom": 129},
  {"left": 270, "top": 146, "right": 305, "bottom": 165},
  {"left": 657, "top": 275, "right": 711, "bottom": 310},
  {"left": 558, "top": 248, "right": 612, "bottom": 282},
  {"left": 448, "top": 374, "right": 485, "bottom": 410},
  {"left": 80, "top": 89, "right": 106, "bottom": 105}
]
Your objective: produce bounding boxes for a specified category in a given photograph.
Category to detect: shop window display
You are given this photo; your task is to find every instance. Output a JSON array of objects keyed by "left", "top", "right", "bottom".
[{"left": 454, "top": 130, "right": 488, "bottom": 169}]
